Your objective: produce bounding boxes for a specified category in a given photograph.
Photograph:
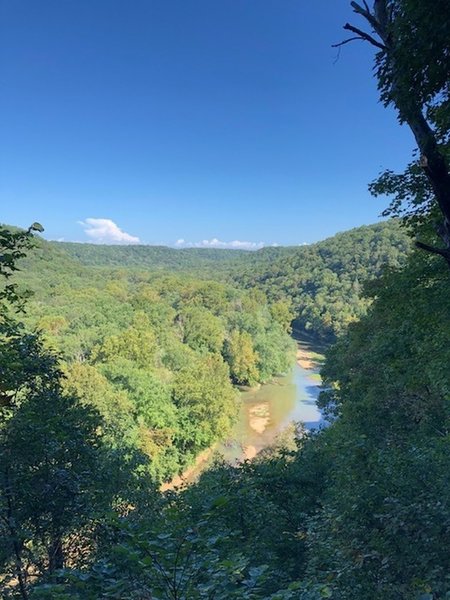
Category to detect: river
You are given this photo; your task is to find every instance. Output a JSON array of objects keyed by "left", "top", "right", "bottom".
[
  {"left": 219, "top": 339, "right": 325, "bottom": 463},
  {"left": 162, "top": 339, "right": 325, "bottom": 490}
]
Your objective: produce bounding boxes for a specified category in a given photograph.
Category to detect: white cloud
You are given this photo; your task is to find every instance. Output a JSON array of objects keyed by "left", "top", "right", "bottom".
[
  {"left": 78, "top": 218, "right": 140, "bottom": 244},
  {"left": 174, "top": 238, "right": 273, "bottom": 250}
]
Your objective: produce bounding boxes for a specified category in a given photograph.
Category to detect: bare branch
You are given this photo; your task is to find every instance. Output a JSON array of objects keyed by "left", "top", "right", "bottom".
[
  {"left": 332, "top": 36, "right": 366, "bottom": 48},
  {"left": 343, "top": 23, "right": 387, "bottom": 51},
  {"left": 351, "top": 1, "right": 387, "bottom": 38},
  {"left": 351, "top": 1, "right": 377, "bottom": 25}
]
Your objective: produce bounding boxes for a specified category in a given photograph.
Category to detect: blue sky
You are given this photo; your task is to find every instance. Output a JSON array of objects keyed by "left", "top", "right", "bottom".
[{"left": 0, "top": 1, "right": 415, "bottom": 247}]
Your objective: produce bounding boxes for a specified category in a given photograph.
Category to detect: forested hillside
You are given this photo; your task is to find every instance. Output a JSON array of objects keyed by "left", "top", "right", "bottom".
[
  {"left": 3, "top": 211, "right": 444, "bottom": 600},
  {"left": 28, "top": 219, "right": 411, "bottom": 341},
  {"left": 227, "top": 221, "right": 410, "bottom": 338},
  {"left": 2, "top": 223, "right": 449, "bottom": 599},
  {"left": 56, "top": 241, "right": 252, "bottom": 270},
  {"left": 0, "top": 220, "right": 409, "bottom": 485},
  {"left": 2, "top": 0, "right": 450, "bottom": 598},
  {"left": 1, "top": 1, "right": 449, "bottom": 594},
  {"left": 55, "top": 221, "right": 408, "bottom": 277},
  {"left": 13, "top": 240, "right": 295, "bottom": 482}
]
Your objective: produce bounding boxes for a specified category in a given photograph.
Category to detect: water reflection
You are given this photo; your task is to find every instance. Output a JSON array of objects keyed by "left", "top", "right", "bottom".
[
  {"left": 219, "top": 349, "right": 323, "bottom": 463},
  {"left": 161, "top": 343, "right": 325, "bottom": 490}
]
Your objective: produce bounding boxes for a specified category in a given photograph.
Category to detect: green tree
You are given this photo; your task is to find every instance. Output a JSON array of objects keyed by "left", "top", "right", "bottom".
[
  {"left": 270, "top": 299, "right": 294, "bottom": 333},
  {"left": 337, "top": 1, "right": 450, "bottom": 264},
  {"left": 173, "top": 355, "right": 238, "bottom": 461},
  {"left": 100, "top": 358, "right": 180, "bottom": 480},
  {"left": 0, "top": 224, "right": 42, "bottom": 319},
  {"left": 315, "top": 252, "right": 450, "bottom": 598},
  {"left": 0, "top": 226, "right": 135, "bottom": 599},
  {"left": 1, "top": 368, "right": 108, "bottom": 577},
  {"left": 92, "top": 313, "right": 158, "bottom": 369},
  {"left": 225, "top": 330, "right": 260, "bottom": 386},
  {"left": 179, "top": 306, "right": 226, "bottom": 354}
]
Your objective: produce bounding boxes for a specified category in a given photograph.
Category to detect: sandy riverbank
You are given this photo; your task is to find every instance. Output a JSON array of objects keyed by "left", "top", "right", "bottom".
[
  {"left": 296, "top": 345, "right": 324, "bottom": 370},
  {"left": 248, "top": 402, "right": 270, "bottom": 434},
  {"left": 160, "top": 446, "right": 215, "bottom": 492},
  {"left": 297, "top": 347, "right": 314, "bottom": 369},
  {"left": 163, "top": 341, "right": 323, "bottom": 491}
]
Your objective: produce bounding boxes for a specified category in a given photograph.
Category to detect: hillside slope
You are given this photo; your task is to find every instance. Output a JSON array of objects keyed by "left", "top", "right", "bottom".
[{"left": 14, "top": 219, "right": 412, "bottom": 339}]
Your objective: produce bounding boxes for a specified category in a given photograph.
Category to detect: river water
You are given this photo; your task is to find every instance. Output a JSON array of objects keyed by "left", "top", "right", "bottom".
[
  {"left": 218, "top": 341, "right": 324, "bottom": 463},
  {"left": 162, "top": 341, "right": 324, "bottom": 490}
]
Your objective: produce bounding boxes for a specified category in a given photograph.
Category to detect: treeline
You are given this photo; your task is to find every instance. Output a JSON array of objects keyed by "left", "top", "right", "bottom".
[
  {"left": 2, "top": 220, "right": 410, "bottom": 483},
  {"left": 49, "top": 219, "right": 411, "bottom": 340}
]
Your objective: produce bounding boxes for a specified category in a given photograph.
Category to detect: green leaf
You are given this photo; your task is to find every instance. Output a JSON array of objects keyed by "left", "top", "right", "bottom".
[{"left": 29, "top": 221, "right": 44, "bottom": 232}]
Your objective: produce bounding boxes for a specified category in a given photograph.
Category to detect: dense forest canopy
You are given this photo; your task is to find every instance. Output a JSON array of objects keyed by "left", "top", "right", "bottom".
[
  {"left": 1, "top": 1, "right": 450, "bottom": 598},
  {"left": 0, "top": 220, "right": 410, "bottom": 479},
  {"left": 2, "top": 219, "right": 449, "bottom": 598},
  {"left": 14, "top": 241, "right": 297, "bottom": 482},
  {"left": 19, "top": 219, "right": 411, "bottom": 341},
  {"left": 0, "top": 217, "right": 420, "bottom": 598},
  {"left": 0, "top": 219, "right": 408, "bottom": 487}
]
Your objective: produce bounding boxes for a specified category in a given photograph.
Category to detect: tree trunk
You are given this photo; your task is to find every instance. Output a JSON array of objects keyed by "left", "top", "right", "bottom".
[
  {"left": 402, "top": 104, "right": 450, "bottom": 264},
  {"left": 349, "top": 1, "right": 450, "bottom": 266},
  {"left": 48, "top": 534, "right": 64, "bottom": 573},
  {"left": 3, "top": 467, "right": 29, "bottom": 600}
]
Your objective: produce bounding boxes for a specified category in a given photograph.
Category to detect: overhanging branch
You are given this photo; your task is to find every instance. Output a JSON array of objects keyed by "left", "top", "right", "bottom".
[
  {"left": 332, "top": 36, "right": 367, "bottom": 48},
  {"left": 343, "top": 23, "right": 387, "bottom": 51},
  {"left": 415, "top": 240, "right": 450, "bottom": 262}
]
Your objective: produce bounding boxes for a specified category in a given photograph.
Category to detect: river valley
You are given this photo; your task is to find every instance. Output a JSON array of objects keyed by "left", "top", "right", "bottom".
[
  {"left": 162, "top": 338, "right": 325, "bottom": 490},
  {"left": 219, "top": 338, "right": 325, "bottom": 463}
]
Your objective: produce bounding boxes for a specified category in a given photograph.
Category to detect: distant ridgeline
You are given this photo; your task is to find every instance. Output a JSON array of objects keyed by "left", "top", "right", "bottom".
[{"left": 52, "top": 219, "right": 411, "bottom": 339}]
